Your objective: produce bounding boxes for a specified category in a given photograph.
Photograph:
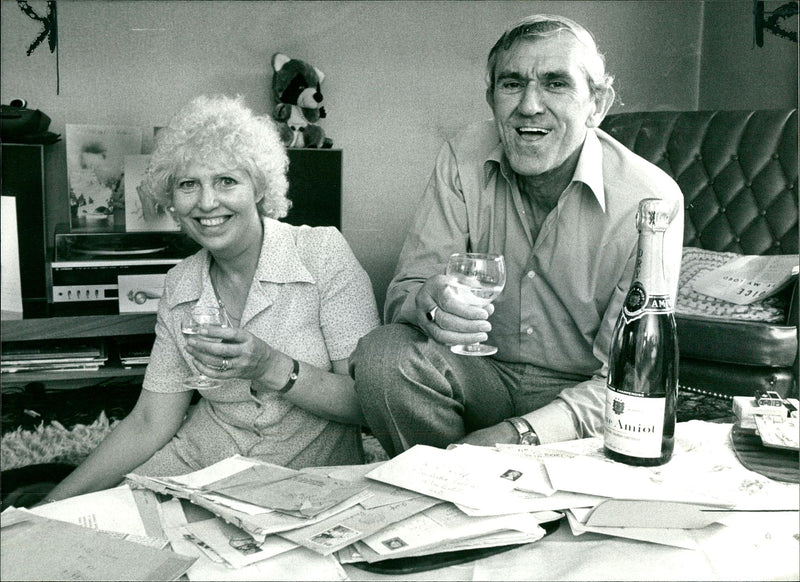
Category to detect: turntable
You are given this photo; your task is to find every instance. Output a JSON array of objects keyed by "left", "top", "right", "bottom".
[{"left": 50, "top": 224, "right": 200, "bottom": 314}]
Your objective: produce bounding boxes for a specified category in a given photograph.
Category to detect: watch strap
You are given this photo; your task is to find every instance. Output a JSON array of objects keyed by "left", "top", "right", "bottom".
[
  {"left": 277, "top": 358, "right": 300, "bottom": 393},
  {"left": 504, "top": 416, "right": 540, "bottom": 446}
]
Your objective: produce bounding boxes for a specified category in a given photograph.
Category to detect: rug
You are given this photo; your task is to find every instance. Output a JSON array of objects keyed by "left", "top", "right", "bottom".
[
  {"left": 0, "top": 413, "right": 389, "bottom": 472},
  {"left": 1, "top": 412, "right": 120, "bottom": 471}
]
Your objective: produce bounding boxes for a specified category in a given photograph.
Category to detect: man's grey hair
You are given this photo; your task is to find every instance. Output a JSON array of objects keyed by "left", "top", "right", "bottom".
[{"left": 486, "top": 14, "right": 614, "bottom": 98}]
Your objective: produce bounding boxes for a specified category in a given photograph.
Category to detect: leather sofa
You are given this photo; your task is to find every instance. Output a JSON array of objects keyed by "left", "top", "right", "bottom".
[{"left": 600, "top": 109, "right": 798, "bottom": 407}]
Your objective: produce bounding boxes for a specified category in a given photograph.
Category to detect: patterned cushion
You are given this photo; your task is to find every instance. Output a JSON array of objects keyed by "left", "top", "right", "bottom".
[
  {"left": 675, "top": 247, "right": 797, "bottom": 369},
  {"left": 676, "top": 247, "right": 788, "bottom": 323}
]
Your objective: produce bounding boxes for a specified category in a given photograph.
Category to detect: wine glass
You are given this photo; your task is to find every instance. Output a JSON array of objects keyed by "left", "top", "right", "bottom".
[
  {"left": 181, "top": 306, "right": 227, "bottom": 389},
  {"left": 446, "top": 252, "right": 506, "bottom": 356}
]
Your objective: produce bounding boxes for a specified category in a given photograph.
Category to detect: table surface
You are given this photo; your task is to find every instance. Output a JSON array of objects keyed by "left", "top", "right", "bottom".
[
  {"left": 5, "top": 422, "right": 798, "bottom": 581},
  {"left": 343, "top": 511, "right": 799, "bottom": 581}
]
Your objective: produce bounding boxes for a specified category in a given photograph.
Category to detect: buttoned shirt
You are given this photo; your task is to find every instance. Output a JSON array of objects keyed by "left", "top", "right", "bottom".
[
  {"left": 143, "top": 218, "right": 380, "bottom": 469},
  {"left": 385, "top": 120, "right": 683, "bottom": 443}
]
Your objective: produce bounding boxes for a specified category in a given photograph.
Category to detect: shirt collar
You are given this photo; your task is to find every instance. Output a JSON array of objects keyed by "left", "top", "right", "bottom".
[
  {"left": 167, "top": 218, "right": 315, "bottom": 308},
  {"left": 572, "top": 129, "right": 606, "bottom": 212},
  {"left": 482, "top": 128, "right": 607, "bottom": 212},
  {"left": 255, "top": 218, "right": 315, "bottom": 284}
]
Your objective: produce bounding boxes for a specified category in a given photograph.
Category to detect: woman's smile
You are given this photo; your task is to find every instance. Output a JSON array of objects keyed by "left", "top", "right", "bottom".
[{"left": 195, "top": 215, "right": 232, "bottom": 227}]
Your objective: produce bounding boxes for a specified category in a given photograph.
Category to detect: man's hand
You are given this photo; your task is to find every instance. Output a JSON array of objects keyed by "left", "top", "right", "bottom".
[
  {"left": 415, "top": 274, "right": 493, "bottom": 345},
  {"left": 454, "top": 421, "right": 518, "bottom": 447}
]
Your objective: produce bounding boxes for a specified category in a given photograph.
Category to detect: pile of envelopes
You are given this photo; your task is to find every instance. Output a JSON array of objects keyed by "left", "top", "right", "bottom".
[
  {"left": 125, "top": 453, "right": 559, "bottom": 568},
  {"left": 123, "top": 420, "right": 797, "bottom": 571}
]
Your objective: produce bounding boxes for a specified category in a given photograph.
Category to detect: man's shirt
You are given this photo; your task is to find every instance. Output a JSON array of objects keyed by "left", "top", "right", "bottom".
[{"left": 385, "top": 120, "right": 684, "bottom": 442}]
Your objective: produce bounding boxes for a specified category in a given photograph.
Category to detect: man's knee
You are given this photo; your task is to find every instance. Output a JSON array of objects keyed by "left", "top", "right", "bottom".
[{"left": 351, "top": 324, "right": 421, "bottom": 389}]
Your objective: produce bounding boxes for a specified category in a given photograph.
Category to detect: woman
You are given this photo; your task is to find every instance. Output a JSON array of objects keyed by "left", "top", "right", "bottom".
[{"left": 45, "top": 95, "right": 379, "bottom": 501}]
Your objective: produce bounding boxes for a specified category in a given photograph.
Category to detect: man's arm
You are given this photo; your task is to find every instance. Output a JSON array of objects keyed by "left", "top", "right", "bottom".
[
  {"left": 384, "top": 144, "right": 471, "bottom": 325},
  {"left": 383, "top": 143, "right": 493, "bottom": 347}
]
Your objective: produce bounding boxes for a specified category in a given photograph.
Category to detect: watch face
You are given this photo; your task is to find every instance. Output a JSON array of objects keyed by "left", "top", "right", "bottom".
[{"left": 520, "top": 433, "right": 537, "bottom": 445}]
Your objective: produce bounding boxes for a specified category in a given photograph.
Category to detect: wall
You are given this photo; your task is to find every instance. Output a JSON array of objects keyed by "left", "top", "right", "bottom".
[
  {"left": 2, "top": 1, "right": 792, "bottom": 314},
  {"left": 699, "top": 1, "right": 798, "bottom": 109}
]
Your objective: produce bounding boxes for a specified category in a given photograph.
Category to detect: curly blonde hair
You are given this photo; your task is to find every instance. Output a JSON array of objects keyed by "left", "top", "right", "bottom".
[{"left": 146, "top": 95, "right": 290, "bottom": 219}]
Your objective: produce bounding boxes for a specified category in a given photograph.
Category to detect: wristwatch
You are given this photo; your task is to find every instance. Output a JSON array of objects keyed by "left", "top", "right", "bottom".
[{"left": 504, "top": 416, "right": 540, "bottom": 446}]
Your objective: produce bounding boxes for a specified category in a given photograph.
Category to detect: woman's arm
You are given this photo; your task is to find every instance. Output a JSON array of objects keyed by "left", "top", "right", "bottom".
[
  {"left": 42, "top": 388, "right": 193, "bottom": 502},
  {"left": 187, "top": 328, "right": 364, "bottom": 426},
  {"left": 254, "top": 355, "right": 363, "bottom": 426}
]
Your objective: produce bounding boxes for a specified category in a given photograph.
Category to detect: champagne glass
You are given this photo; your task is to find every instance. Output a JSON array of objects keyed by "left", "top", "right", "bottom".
[
  {"left": 446, "top": 252, "right": 506, "bottom": 356},
  {"left": 181, "top": 306, "right": 227, "bottom": 389}
]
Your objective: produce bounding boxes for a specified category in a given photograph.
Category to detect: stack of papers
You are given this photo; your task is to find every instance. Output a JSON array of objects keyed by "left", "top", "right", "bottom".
[
  {"left": 118, "top": 336, "right": 153, "bottom": 368},
  {"left": 125, "top": 454, "right": 556, "bottom": 571},
  {"left": 1, "top": 486, "right": 196, "bottom": 581},
  {"left": 1, "top": 340, "right": 107, "bottom": 374},
  {"left": 116, "top": 420, "right": 798, "bottom": 576}
]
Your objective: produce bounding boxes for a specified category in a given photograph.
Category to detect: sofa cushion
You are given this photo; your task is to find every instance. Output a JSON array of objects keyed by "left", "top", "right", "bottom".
[
  {"left": 677, "top": 247, "right": 789, "bottom": 322},
  {"left": 676, "top": 247, "right": 797, "bottom": 367},
  {"left": 680, "top": 357, "right": 796, "bottom": 399},
  {"left": 601, "top": 110, "right": 798, "bottom": 255}
]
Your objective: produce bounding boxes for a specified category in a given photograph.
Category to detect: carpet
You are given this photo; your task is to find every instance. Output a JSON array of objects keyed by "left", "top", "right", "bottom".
[
  {"left": 0, "top": 413, "right": 389, "bottom": 471},
  {"left": 1, "top": 412, "right": 120, "bottom": 471}
]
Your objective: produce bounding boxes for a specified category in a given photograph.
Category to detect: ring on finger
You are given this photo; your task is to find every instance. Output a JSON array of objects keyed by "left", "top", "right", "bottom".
[
  {"left": 426, "top": 306, "right": 438, "bottom": 322},
  {"left": 220, "top": 358, "right": 230, "bottom": 372}
]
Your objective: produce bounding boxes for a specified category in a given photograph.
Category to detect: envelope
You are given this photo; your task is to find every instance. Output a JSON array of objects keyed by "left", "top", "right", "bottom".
[
  {"left": 565, "top": 510, "right": 703, "bottom": 549},
  {"left": 278, "top": 495, "right": 442, "bottom": 555},
  {"left": 583, "top": 499, "right": 731, "bottom": 529},
  {"left": 203, "top": 465, "right": 368, "bottom": 518}
]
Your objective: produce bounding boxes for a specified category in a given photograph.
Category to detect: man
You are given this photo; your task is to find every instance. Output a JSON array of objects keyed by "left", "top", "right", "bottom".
[{"left": 351, "top": 14, "right": 683, "bottom": 456}]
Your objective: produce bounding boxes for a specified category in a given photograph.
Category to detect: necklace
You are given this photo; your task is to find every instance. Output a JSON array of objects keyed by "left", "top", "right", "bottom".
[
  {"left": 209, "top": 264, "right": 241, "bottom": 328},
  {"left": 214, "top": 293, "right": 240, "bottom": 328}
]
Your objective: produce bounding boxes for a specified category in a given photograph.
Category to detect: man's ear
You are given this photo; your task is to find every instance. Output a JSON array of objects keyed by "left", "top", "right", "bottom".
[
  {"left": 485, "top": 87, "right": 495, "bottom": 110},
  {"left": 586, "top": 86, "right": 615, "bottom": 128}
]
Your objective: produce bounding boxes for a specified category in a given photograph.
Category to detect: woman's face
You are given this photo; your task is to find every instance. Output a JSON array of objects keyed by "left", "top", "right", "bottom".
[{"left": 171, "top": 161, "right": 263, "bottom": 258}]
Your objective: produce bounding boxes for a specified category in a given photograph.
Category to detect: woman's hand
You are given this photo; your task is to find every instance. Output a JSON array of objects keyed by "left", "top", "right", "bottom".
[
  {"left": 416, "top": 274, "right": 493, "bottom": 346},
  {"left": 186, "top": 326, "right": 363, "bottom": 424},
  {"left": 185, "top": 325, "right": 277, "bottom": 382}
]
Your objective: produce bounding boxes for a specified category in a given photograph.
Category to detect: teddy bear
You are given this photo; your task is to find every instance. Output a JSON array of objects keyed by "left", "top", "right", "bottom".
[{"left": 271, "top": 53, "right": 333, "bottom": 149}]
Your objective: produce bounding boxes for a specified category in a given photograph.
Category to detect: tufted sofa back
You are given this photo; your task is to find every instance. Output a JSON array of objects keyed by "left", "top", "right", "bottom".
[{"left": 600, "top": 109, "right": 798, "bottom": 256}]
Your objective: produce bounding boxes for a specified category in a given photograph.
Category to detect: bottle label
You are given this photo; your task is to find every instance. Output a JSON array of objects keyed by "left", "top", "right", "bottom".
[
  {"left": 604, "top": 386, "right": 665, "bottom": 458},
  {"left": 622, "top": 283, "right": 672, "bottom": 324}
]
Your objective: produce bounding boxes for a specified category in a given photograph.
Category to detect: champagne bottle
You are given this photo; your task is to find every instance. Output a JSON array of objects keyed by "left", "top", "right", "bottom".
[{"left": 604, "top": 198, "right": 678, "bottom": 466}]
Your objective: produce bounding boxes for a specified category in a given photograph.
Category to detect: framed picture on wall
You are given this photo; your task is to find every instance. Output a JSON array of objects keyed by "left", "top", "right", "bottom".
[
  {"left": 124, "top": 155, "right": 178, "bottom": 232},
  {"left": 66, "top": 124, "right": 143, "bottom": 232}
]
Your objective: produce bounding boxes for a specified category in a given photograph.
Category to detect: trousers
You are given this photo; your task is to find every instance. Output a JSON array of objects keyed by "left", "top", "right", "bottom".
[{"left": 351, "top": 323, "right": 590, "bottom": 457}]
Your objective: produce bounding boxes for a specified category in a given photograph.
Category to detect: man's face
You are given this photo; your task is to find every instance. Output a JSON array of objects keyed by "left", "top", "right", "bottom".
[{"left": 487, "top": 34, "right": 601, "bottom": 178}]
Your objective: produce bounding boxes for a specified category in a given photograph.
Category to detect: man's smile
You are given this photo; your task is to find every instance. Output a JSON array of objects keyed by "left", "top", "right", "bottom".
[{"left": 515, "top": 126, "right": 550, "bottom": 139}]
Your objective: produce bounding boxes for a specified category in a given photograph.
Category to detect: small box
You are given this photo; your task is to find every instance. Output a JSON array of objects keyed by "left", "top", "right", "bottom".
[{"left": 733, "top": 396, "right": 798, "bottom": 430}]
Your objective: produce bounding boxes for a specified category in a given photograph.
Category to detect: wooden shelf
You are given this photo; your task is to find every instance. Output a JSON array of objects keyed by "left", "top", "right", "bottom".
[
  {"left": 1, "top": 313, "right": 156, "bottom": 387},
  {"left": 1, "top": 365, "right": 147, "bottom": 388},
  {"left": 1, "top": 313, "right": 157, "bottom": 342}
]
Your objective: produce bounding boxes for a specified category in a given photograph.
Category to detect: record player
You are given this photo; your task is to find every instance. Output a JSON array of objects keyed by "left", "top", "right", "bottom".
[{"left": 50, "top": 224, "right": 200, "bottom": 314}]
